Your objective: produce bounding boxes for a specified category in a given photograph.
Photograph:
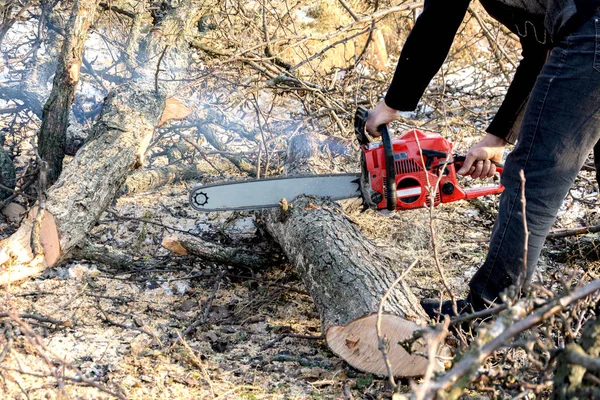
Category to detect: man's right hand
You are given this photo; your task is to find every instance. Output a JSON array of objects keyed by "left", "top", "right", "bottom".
[
  {"left": 457, "top": 133, "right": 507, "bottom": 179},
  {"left": 365, "top": 101, "right": 398, "bottom": 137}
]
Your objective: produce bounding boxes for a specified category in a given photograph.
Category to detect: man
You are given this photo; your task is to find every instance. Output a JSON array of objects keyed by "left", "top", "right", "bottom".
[{"left": 365, "top": 0, "right": 600, "bottom": 318}]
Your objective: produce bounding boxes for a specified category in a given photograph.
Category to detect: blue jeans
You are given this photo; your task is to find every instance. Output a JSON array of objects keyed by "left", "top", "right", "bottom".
[{"left": 469, "top": 10, "right": 600, "bottom": 306}]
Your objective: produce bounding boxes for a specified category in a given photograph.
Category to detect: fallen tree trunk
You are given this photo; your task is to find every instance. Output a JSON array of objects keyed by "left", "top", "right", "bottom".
[
  {"left": 0, "top": 84, "right": 166, "bottom": 284},
  {"left": 161, "top": 233, "right": 280, "bottom": 269},
  {"left": 121, "top": 164, "right": 206, "bottom": 195},
  {"left": 263, "top": 134, "right": 440, "bottom": 377}
]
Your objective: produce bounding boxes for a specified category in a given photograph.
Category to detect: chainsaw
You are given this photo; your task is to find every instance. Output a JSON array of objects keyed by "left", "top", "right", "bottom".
[{"left": 189, "top": 107, "right": 504, "bottom": 212}]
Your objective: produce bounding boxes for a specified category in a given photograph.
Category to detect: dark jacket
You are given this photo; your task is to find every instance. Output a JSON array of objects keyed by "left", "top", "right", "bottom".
[{"left": 384, "top": 0, "right": 600, "bottom": 144}]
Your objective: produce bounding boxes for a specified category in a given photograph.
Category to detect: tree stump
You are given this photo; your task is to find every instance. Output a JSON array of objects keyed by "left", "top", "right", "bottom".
[{"left": 263, "top": 134, "right": 442, "bottom": 377}]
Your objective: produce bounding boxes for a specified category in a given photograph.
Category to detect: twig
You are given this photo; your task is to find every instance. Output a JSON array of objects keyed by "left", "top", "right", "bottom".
[
  {"left": 0, "top": 313, "right": 68, "bottom": 326},
  {"left": 261, "top": 333, "right": 324, "bottom": 350},
  {"left": 546, "top": 224, "right": 600, "bottom": 239},
  {"left": 413, "top": 131, "right": 457, "bottom": 314},
  {"left": 0, "top": 366, "right": 126, "bottom": 400},
  {"left": 467, "top": 5, "right": 515, "bottom": 80},
  {"left": 177, "top": 332, "right": 215, "bottom": 396},
  {"left": 1, "top": 176, "right": 36, "bottom": 211},
  {"left": 376, "top": 259, "right": 418, "bottom": 390},
  {"left": 5, "top": 312, "right": 127, "bottom": 399},
  {"left": 96, "top": 303, "right": 162, "bottom": 345},
  {"left": 154, "top": 45, "right": 169, "bottom": 94},
  {"left": 252, "top": 94, "right": 271, "bottom": 178},
  {"left": 414, "top": 318, "right": 450, "bottom": 400},
  {"left": 180, "top": 268, "right": 225, "bottom": 338},
  {"left": 518, "top": 170, "right": 529, "bottom": 292},
  {"left": 181, "top": 135, "right": 226, "bottom": 177},
  {"left": 450, "top": 302, "right": 507, "bottom": 325},
  {"left": 104, "top": 210, "right": 202, "bottom": 237},
  {"left": 0, "top": 183, "right": 37, "bottom": 200}
]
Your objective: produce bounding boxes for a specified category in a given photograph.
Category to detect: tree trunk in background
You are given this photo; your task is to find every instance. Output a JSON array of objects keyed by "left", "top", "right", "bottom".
[
  {"left": 37, "top": 0, "right": 98, "bottom": 184},
  {"left": 0, "top": 84, "right": 165, "bottom": 285},
  {"left": 263, "top": 134, "right": 443, "bottom": 377},
  {"left": 0, "top": 132, "right": 15, "bottom": 202}
]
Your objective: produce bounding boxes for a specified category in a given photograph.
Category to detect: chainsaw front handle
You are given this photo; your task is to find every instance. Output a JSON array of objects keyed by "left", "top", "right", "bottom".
[
  {"left": 380, "top": 125, "right": 397, "bottom": 210},
  {"left": 354, "top": 107, "right": 397, "bottom": 210}
]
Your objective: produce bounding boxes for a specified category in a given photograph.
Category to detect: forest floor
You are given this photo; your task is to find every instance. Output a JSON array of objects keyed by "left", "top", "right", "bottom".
[{"left": 1, "top": 161, "right": 599, "bottom": 399}]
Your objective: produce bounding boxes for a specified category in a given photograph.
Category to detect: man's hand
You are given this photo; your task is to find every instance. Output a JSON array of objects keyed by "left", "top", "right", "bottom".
[
  {"left": 365, "top": 101, "right": 398, "bottom": 137},
  {"left": 457, "top": 133, "right": 507, "bottom": 179}
]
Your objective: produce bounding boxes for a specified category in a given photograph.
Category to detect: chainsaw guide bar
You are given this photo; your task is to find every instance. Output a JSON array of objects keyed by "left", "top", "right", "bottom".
[{"left": 189, "top": 173, "right": 362, "bottom": 212}]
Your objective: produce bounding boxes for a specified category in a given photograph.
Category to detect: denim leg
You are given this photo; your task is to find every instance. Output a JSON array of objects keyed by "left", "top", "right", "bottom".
[{"left": 469, "top": 11, "right": 600, "bottom": 305}]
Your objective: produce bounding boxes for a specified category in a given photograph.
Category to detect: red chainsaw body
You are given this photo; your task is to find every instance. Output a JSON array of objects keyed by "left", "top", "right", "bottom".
[{"left": 362, "top": 129, "right": 504, "bottom": 211}]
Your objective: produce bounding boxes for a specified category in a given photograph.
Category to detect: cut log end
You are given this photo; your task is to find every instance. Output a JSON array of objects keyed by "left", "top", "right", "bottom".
[
  {"left": 326, "top": 314, "right": 442, "bottom": 377},
  {"left": 0, "top": 208, "right": 61, "bottom": 286}
]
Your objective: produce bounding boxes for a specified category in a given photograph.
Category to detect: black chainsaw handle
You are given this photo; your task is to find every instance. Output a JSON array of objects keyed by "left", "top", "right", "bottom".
[
  {"left": 354, "top": 107, "right": 397, "bottom": 210},
  {"left": 380, "top": 125, "right": 397, "bottom": 210}
]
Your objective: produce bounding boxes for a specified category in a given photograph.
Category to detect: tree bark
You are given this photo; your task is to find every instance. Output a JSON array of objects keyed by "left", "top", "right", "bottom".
[
  {"left": 161, "top": 233, "right": 279, "bottom": 269},
  {"left": 0, "top": 84, "right": 165, "bottom": 284},
  {"left": 37, "top": 0, "right": 98, "bottom": 184},
  {"left": 0, "top": 135, "right": 15, "bottom": 201},
  {"left": 553, "top": 316, "right": 600, "bottom": 399},
  {"left": 262, "top": 134, "right": 439, "bottom": 377}
]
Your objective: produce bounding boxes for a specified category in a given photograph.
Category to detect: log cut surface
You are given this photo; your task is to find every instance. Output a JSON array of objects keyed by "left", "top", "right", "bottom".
[{"left": 327, "top": 314, "right": 429, "bottom": 377}]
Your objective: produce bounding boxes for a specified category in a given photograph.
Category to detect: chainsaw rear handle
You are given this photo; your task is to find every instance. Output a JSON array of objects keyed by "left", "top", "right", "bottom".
[
  {"left": 354, "top": 107, "right": 397, "bottom": 210},
  {"left": 453, "top": 155, "right": 504, "bottom": 175},
  {"left": 453, "top": 155, "right": 504, "bottom": 199}
]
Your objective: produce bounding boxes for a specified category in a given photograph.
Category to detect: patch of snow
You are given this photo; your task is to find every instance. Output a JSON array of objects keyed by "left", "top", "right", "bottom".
[
  {"left": 160, "top": 281, "right": 174, "bottom": 295},
  {"left": 174, "top": 280, "right": 189, "bottom": 294},
  {"left": 68, "top": 263, "right": 99, "bottom": 280},
  {"left": 464, "top": 209, "right": 479, "bottom": 218},
  {"left": 231, "top": 216, "right": 256, "bottom": 233},
  {"left": 293, "top": 9, "right": 316, "bottom": 24},
  {"left": 398, "top": 110, "right": 418, "bottom": 119}
]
